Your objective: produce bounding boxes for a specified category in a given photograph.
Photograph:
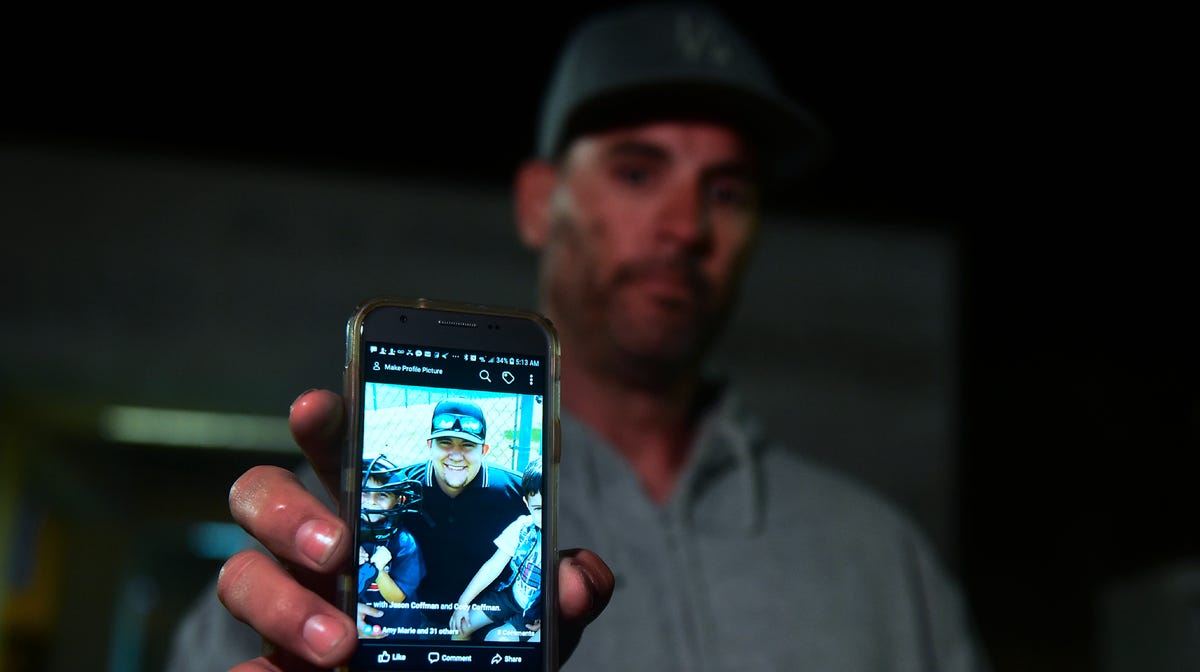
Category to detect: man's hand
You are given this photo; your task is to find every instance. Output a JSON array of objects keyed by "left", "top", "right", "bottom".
[{"left": 217, "top": 389, "right": 614, "bottom": 671}]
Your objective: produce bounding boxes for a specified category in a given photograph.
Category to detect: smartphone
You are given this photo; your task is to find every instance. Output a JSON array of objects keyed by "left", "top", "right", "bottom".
[{"left": 340, "top": 298, "right": 560, "bottom": 671}]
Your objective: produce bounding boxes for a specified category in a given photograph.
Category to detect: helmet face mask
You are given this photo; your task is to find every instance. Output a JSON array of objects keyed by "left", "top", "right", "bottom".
[{"left": 360, "top": 455, "right": 423, "bottom": 543}]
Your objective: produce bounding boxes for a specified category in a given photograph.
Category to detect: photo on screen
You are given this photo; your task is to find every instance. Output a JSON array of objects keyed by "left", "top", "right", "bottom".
[{"left": 357, "top": 382, "right": 545, "bottom": 643}]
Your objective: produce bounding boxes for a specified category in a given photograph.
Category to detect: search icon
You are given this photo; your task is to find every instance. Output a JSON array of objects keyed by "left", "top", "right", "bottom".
[{"left": 479, "top": 370, "right": 492, "bottom": 382}]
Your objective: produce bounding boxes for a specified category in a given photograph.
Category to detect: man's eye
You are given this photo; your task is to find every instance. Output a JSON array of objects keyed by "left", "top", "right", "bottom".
[
  {"left": 708, "top": 182, "right": 755, "bottom": 208},
  {"left": 615, "top": 166, "right": 651, "bottom": 187}
]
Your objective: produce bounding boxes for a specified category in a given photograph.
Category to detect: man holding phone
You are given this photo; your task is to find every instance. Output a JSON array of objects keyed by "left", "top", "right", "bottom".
[{"left": 179, "top": 4, "right": 987, "bottom": 671}]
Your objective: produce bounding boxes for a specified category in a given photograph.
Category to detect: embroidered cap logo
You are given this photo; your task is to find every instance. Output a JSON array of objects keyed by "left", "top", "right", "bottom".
[{"left": 675, "top": 11, "right": 732, "bottom": 66}]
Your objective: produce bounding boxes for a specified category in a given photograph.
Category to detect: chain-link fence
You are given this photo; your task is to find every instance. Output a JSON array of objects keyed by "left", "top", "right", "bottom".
[{"left": 363, "top": 383, "right": 544, "bottom": 474}]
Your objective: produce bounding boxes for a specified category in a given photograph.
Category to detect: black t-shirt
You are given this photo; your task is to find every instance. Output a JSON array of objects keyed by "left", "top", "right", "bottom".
[{"left": 399, "top": 461, "right": 525, "bottom": 611}]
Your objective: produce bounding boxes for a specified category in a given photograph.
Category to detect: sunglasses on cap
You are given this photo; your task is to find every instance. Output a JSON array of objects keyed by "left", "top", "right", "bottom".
[{"left": 431, "top": 412, "right": 484, "bottom": 436}]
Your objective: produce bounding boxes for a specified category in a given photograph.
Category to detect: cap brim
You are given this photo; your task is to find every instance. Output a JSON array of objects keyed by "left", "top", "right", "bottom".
[
  {"left": 550, "top": 79, "right": 831, "bottom": 184},
  {"left": 430, "top": 429, "right": 485, "bottom": 444}
]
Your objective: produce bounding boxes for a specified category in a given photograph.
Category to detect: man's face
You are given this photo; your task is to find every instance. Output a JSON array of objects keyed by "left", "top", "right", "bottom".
[
  {"left": 429, "top": 436, "right": 488, "bottom": 496},
  {"left": 537, "top": 121, "right": 760, "bottom": 380}
]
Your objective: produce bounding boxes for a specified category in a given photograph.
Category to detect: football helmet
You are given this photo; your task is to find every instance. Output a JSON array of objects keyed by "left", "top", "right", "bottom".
[{"left": 360, "top": 454, "right": 422, "bottom": 543}]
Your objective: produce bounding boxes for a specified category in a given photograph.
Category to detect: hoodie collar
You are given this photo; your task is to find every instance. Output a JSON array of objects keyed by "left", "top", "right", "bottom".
[{"left": 563, "top": 385, "right": 765, "bottom": 534}]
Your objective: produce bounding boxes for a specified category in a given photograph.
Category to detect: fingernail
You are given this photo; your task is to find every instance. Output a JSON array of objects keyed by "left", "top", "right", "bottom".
[
  {"left": 296, "top": 519, "right": 339, "bottom": 566},
  {"left": 303, "top": 613, "right": 347, "bottom": 655},
  {"left": 569, "top": 558, "right": 598, "bottom": 617},
  {"left": 290, "top": 388, "right": 319, "bottom": 414}
]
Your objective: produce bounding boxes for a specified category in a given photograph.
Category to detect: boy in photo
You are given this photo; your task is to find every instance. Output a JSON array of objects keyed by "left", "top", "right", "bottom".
[
  {"left": 449, "top": 461, "right": 544, "bottom": 642},
  {"left": 357, "top": 454, "right": 427, "bottom": 638}
]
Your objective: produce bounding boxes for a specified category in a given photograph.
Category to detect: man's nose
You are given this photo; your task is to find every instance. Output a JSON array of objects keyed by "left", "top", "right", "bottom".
[{"left": 655, "top": 179, "right": 711, "bottom": 250}]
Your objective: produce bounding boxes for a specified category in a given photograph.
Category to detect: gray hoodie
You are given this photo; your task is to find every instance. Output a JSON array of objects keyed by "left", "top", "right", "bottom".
[{"left": 556, "top": 390, "right": 988, "bottom": 671}]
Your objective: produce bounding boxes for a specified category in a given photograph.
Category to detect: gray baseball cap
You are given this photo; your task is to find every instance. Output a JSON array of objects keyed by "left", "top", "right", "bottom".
[{"left": 536, "top": 3, "right": 830, "bottom": 181}]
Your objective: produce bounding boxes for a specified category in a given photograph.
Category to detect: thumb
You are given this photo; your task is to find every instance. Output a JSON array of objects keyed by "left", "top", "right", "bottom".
[{"left": 557, "top": 548, "right": 614, "bottom": 665}]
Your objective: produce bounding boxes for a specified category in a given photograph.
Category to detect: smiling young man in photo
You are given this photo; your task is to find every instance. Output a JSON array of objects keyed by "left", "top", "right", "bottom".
[{"left": 395, "top": 398, "right": 529, "bottom": 629}]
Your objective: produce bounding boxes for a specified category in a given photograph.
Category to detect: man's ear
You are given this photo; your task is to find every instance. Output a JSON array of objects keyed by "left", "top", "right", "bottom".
[
  {"left": 514, "top": 159, "right": 558, "bottom": 250},
  {"left": 481, "top": 443, "right": 491, "bottom": 456}
]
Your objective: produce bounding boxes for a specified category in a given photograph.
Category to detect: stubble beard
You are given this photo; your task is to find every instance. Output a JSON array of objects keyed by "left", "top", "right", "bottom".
[{"left": 541, "top": 215, "right": 731, "bottom": 391}]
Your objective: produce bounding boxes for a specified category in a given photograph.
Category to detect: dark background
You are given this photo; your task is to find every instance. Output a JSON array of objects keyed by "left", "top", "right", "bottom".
[{"left": 3, "top": 4, "right": 1193, "bottom": 671}]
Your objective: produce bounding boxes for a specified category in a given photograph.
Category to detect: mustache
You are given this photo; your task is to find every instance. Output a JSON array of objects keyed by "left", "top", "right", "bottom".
[{"left": 610, "top": 255, "right": 712, "bottom": 298}]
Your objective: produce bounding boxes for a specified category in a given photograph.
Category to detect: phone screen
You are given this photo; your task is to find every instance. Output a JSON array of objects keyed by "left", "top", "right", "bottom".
[{"left": 342, "top": 299, "right": 558, "bottom": 672}]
